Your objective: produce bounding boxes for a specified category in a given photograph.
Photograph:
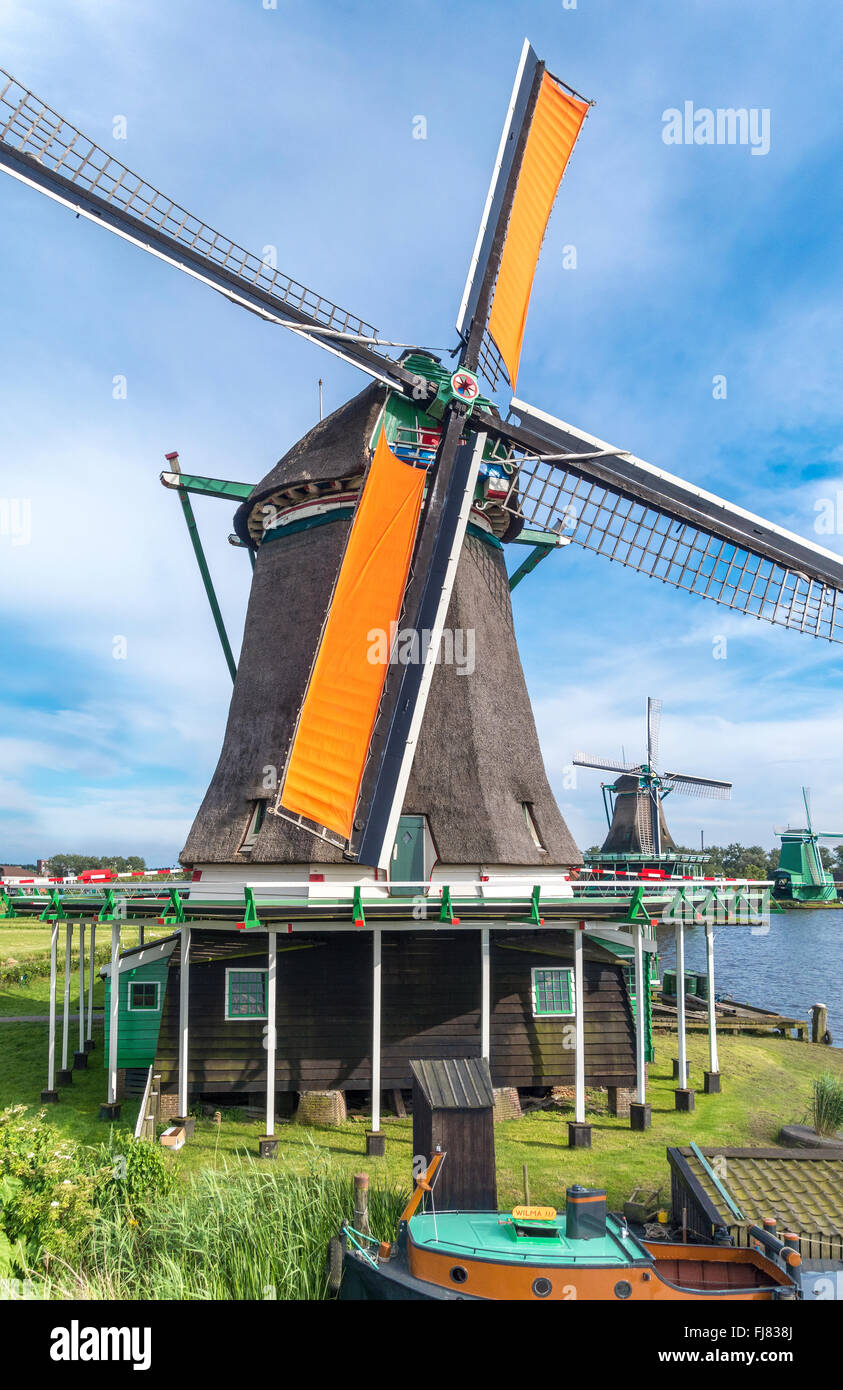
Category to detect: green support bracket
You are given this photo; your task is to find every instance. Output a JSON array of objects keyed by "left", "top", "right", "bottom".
[
  {"left": 529, "top": 885, "right": 544, "bottom": 925},
  {"left": 161, "top": 471, "right": 254, "bottom": 502},
  {"left": 622, "top": 885, "right": 655, "bottom": 927},
  {"left": 235, "top": 886, "right": 260, "bottom": 930},
  {"left": 0, "top": 888, "right": 17, "bottom": 919},
  {"left": 158, "top": 887, "right": 186, "bottom": 926},
  {"left": 177, "top": 487, "right": 238, "bottom": 685},
  {"left": 509, "top": 542, "right": 555, "bottom": 591},
  {"left": 353, "top": 885, "right": 366, "bottom": 927},
  {"left": 439, "top": 886, "right": 460, "bottom": 924},
  {"left": 39, "top": 888, "right": 68, "bottom": 922},
  {"left": 97, "top": 889, "right": 118, "bottom": 922}
]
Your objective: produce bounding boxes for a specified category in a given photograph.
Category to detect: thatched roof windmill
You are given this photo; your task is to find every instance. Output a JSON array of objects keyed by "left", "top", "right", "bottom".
[
  {"left": 574, "top": 699, "right": 732, "bottom": 860},
  {"left": 3, "top": 46, "right": 843, "bottom": 897}
]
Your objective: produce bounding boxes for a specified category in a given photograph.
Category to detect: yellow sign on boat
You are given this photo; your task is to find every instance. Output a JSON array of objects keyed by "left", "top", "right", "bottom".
[{"left": 512, "top": 1205, "right": 557, "bottom": 1222}]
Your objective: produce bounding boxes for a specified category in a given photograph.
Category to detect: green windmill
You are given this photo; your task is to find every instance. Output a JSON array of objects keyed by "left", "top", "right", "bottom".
[{"left": 773, "top": 788, "right": 842, "bottom": 903}]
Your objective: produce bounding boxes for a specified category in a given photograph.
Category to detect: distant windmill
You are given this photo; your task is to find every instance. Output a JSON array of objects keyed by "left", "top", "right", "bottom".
[
  {"left": 574, "top": 698, "right": 732, "bottom": 860},
  {"left": 774, "top": 787, "right": 842, "bottom": 903}
]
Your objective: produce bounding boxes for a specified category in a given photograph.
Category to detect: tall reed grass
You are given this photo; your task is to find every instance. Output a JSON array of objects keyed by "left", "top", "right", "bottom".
[
  {"left": 811, "top": 1073, "right": 843, "bottom": 1138},
  {"left": 44, "top": 1159, "right": 408, "bottom": 1301}
]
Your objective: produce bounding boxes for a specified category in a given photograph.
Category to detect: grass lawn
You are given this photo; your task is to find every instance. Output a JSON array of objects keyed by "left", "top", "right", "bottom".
[{"left": 2, "top": 1019, "right": 842, "bottom": 1210}]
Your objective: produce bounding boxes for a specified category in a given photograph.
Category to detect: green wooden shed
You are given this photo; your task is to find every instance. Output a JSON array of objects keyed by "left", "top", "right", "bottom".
[{"left": 102, "top": 936, "right": 177, "bottom": 1070}]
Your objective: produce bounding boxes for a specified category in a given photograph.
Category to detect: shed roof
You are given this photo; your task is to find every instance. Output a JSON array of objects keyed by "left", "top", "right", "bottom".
[
  {"left": 669, "top": 1145, "right": 843, "bottom": 1238},
  {"left": 410, "top": 1057, "right": 494, "bottom": 1110}
]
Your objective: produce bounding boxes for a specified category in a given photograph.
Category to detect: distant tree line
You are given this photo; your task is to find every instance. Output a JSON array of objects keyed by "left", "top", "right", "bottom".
[
  {"left": 46, "top": 854, "right": 147, "bottom": 876},
  {"left": 588, "top": 842, "right": 843, "bottom": 879}
]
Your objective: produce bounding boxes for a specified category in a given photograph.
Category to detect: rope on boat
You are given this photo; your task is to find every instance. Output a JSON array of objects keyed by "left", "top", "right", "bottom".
[{"left": 343, "top": 1223, "right": 380, "bottom": 1270}]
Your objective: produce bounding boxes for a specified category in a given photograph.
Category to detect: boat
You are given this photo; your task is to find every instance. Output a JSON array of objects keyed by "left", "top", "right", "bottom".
[{"left": 335, "top": 1161, "right": 802, "bottom": 1301}]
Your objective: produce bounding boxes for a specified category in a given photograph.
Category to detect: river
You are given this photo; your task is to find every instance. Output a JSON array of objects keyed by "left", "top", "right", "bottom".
[{"left": 655, "top": 907, "right": 842, "bottom": 1046}]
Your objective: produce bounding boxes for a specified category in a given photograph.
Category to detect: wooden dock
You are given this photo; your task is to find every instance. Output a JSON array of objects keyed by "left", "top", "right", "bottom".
[{"left": 652, "top": 991, "right": 808, "bottom": 1041}]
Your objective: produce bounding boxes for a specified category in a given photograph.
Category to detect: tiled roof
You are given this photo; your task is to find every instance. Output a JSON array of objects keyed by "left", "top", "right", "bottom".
[{"left": 677, "top": 1146, "right": 843, "bottom": 1241}]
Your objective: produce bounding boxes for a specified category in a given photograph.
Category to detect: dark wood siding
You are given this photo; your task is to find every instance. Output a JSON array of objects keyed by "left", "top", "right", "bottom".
[{"left": 155, "top": 930, "right": 636, "bottom": 1093}]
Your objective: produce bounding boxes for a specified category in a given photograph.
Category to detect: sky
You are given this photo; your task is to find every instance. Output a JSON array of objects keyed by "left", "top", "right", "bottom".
[{"left": 1, "top": 0, "right": 843, "bottom": 864}]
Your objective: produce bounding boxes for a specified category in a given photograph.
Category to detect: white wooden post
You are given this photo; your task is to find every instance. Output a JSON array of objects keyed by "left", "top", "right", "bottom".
[
  {"left": 265, "top": 930, "right": 277, "bottom": 1138},
  {"left": 480, "top": 927, "right": 490, "bottom": 1060},
  {"left": 61, "top": 923, "right": 72, "bottom": 1072},
  {"left": 77, "top": 923, "right": 85, "bottom": 1053},
  {"left": 706, "top": 923, "right": 719, "bottom": 1075},
  {"left": 107, "top": 920, "right": 120, "bottom": 1105},
  {"left": 87, "top": 923, "right": 96, "bottom": 1045},
  {"left": 371, "top": 928, "right": 382, "bottom": 1133},
  {"left": 178, "top": 924, "right": 191, "bottom": 1117},
  {"left": 675, "top": 917, "right": 687, "bottom": 1085},
  {"left": 634, "top": 920, "right": 646, "bottom": 1105},
  {"left": 47, "top": 921, "right": 58, "bottom": 1092},
  {"left": 574, "top": 923, "right": 585, "bottom": 1124}
]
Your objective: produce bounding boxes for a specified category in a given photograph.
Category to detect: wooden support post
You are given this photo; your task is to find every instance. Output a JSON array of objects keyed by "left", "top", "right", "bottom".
[
  {"left": 674, "top": 916, "right": 694, "bottom": 1110},
  {"left": 812, "top": 1003, "right": 829, "bottom": 1044},
  {"left": 574, "top": 923, "right": 585, "bottom": 1123},
  {"left": 354, "top": 1172, "right": 370, "bottom": 1236},
  {"left": 139, "top": 922, "right": 145, "bottom": 947},
  {"left": 41, "top": 922, "right": 59, "bottom": 1102},
  {"left": 99, "top": 919, "right": 122, "bottom": 1118},
  {"left": 480, "top": 926, "right": 490, "bottom": 1061},
  {"left": 86, "top": 922, "right": 96, "bottom": 1050},
  {"left": 73, "top": 924, "right": 87, "bottom": 1068},
  {"left": 58, "top": 923, "right": 73, "bottom": 1085},
  {"left": 370, "top": 928, "right": 382, "bottom": 1138},
  {"left": 704, "top": 922, "right": 721, "bottom": 1093},
  {"left": 260, "top": 929, "right": 277, "bottom": 1158},
  {"left": 630, "top": 918, "right": 651, "bottom": 1129},
  {"left": 178, "top": 923, "right": 191, "bottom": 1122},
  {"left": 634, "top": 921, "right": 646, "bottom": 1104},
  {"left": 568, "top": 922, "right": 591, "bottom": 1147}
]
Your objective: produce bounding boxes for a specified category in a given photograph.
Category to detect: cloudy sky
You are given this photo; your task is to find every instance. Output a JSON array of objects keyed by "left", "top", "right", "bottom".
[{"left": 1, "top": 0, "right": 842, "bottom": 864}]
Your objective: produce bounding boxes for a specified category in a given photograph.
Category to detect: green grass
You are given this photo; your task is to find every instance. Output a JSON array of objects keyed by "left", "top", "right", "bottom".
[{"left": 3, "top": 1018, "right": 843, "bottom": 1210}]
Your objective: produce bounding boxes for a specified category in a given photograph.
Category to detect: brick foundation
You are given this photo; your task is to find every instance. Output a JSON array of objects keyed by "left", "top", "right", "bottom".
[{"left": 493, "top": 1087, "right": 522, "bottom": 1124}]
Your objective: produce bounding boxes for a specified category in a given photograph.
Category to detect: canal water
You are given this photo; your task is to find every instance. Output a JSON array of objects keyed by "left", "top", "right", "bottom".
[{"left": 655, "top": 907, "right": 843, "bottom": 1046}]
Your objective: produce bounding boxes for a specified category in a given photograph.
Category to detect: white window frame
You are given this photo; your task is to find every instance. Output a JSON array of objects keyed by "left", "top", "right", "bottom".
[
  {"left": 225, "top": 966, "right": 268, "bottom": 1021},
  {"left": 127, "top": 979, "right": 161, "bottom": 1012},
  {"left": 531, "top": 966, "right": 575, "bottom": 1019}
]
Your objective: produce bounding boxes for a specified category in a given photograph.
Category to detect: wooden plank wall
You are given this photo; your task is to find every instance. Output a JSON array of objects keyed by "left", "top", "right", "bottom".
[{"left": 154, "top": 930, "right": 636, "bottom": 1093}]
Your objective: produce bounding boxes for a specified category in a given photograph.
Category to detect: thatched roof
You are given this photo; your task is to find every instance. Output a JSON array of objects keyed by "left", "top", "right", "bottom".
[{"left": 182, "top": 385, "right": 581, "bottom": 870}]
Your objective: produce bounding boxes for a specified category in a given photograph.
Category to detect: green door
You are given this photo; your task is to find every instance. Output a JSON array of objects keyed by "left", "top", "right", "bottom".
[{"left": 390, "top": 815, "right": 426, "bottom": 897}]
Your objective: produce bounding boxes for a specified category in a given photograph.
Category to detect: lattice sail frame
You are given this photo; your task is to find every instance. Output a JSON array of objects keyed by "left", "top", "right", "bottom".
[
  {"left": 493, "top": 444, "right": 843, "bottom": 642},
  {"left": 0, "top": 69, "right": 380, "bottom": 346}
]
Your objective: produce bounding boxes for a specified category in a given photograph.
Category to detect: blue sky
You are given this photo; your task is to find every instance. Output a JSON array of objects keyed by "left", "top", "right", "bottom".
[{"left": 1, "top": 0, "right": 843, "bottom": 864}]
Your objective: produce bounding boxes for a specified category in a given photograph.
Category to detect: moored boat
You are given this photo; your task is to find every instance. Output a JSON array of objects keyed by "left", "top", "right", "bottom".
[{"left": 335, "top": 1162, "right": 802, "bottom": 1302}]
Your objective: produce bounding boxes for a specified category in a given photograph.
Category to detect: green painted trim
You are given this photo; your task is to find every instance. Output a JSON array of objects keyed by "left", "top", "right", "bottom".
[
  {"left": 531, "top": 965, "right": 575, "bottom": 1018},
  {"left": 225, "top": 967, "right": 268, "bottom": 1021},
  {"left": 260, "top": 507, "right": 355, "bottom": 544}
]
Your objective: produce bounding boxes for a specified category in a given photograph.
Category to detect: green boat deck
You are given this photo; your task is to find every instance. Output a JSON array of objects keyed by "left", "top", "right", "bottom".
[{"left": 409, "top": 1212, "right": 648, "bottom": 1267}]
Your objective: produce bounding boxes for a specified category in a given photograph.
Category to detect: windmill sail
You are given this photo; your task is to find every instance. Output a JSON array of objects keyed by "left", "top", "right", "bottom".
[
  {"left": 0, "top": 69, "right": 408, "bottom": 389},
  {"left": 457, "top": 41, "right": 590, "bottom": 389},
  {"left": 477, "top": 400, "right": 843, "bottom": 643}
]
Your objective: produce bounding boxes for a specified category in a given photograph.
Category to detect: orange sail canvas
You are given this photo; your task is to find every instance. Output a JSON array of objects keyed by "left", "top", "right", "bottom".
[
  {"left": 488, "top": 75, "right": 589, "bottom": 388},
  {"left": 279, "top": 427, "right": 426, "bottom": 837}
]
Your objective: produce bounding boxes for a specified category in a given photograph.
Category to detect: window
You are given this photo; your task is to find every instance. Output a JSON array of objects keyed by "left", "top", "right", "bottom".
[
  {"left": 240, "top": 799, "right": 267, "bottom": 853},
  {"left": 128, "top": 980, "right": 160, "bottom": 1011},
  {"left": 225, "top": 968, "right": 267, "bottom": 1020},
  {"left": 522, "top": 802, "right": 546, "bottom": 852},
  {"left": 531, "top": 967, "right": 575, "bottom": 1018}
]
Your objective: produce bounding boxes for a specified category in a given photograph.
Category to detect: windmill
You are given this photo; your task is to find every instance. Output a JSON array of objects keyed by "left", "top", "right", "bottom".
[
  {"left": 574, "top": 698, "right": 732, "bottom": 864},
  {"left": 2, "top": 44, "right": 843, "bottom": 895},
  {"left": 773, "top": 787, "right": 842, "bottom": 903}
]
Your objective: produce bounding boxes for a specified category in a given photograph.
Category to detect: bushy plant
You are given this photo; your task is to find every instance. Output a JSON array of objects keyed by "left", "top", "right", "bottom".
[{"left": 0, "top": 1106, "right": 102, "bottom": 1266}]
